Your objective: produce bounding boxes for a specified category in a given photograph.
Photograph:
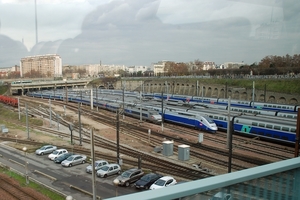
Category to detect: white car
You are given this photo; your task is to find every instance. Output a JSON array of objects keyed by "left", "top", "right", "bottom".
[
  {"left": 96, "top": 163, "right": 121, "bottom": 178},
  {"left": 149, "top": 176, "right": 177, "bottom": 190},
  {"left": 48, "top": 149, "right": 68, "bottom": 161},
  {"left": 86, "top": 160, "right": 109, "bottom": 173},
  {"left": 209, "top": 192, "right": 232, "bottom": 200}
]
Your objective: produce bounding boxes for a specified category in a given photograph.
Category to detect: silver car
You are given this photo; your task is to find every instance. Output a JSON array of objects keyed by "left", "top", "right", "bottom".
[
  {"left": 86, "top": 160, "right": 109, "bottom": 173},
  {"left": 114, "top": 168, "right": 144, "bottom": 187},
  {"left": 35, "top": 145, "right": 57, "bottom": 155},
  {"left": 96, "top": 164, "right": 121, "bottom": 178},
  {"left": 61, "top": 154, "right": 87, "bottom": 167}
]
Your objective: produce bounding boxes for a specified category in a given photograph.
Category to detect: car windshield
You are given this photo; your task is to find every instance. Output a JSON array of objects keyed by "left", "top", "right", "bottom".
[
  {"left": 52, "top": 150, "right": 58, "bottom": 155},
  {"left": 101, "top": 166, "right": 109, "bottom": 171},
  {"left": 121, "top": 171, "right": 131, "bottom": 178},
  {"left": 141, "top": 175, "right": 151, "bottom": 181},
  {"left": 66, "top": 156, "right": 74, "bottom": 161},
  {"left": 40, "top": 146, "right": 47, "bottom": 150},
  {"left": 154, "top": 179, "right": 166, "bottom": 186}
]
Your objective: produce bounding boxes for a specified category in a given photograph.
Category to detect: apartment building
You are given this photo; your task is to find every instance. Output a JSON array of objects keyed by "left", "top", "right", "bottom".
[{"left": 20, "top": 54, "right": 62, "bottom": 78}]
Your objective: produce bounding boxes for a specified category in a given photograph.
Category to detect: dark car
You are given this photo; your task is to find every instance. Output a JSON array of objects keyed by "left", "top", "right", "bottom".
[
  {"left": 53, "top": 153, "right": 73, "bottom": 164},
  {"left": 114, "top": 168, "right": 144, "bottom": 187},
  {"left": 135, "top": 173, "right": 163, "bottom": 190}
]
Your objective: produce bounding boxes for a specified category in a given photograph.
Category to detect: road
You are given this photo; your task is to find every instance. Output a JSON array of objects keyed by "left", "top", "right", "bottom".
[{"left": 0, "top": 142, "right": 140, "bottom": 200}]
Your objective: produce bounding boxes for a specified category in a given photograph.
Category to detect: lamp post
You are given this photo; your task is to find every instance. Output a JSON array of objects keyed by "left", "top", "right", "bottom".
[
  {"left": 113, "top": 179, "right": 119, "bottom": 196},
  {"left": 69, "top": 124, "right": 74, "bottom": 145},
  {"left": 22, "top": 147, "right": 29, "bottom": 185}
]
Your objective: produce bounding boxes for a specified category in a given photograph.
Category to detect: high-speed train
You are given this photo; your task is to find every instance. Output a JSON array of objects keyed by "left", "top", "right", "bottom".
[
  {"left": 145, "top": 93, "right": 300, "bottom": 113},
  {"left": 182, "top": 103, "right": 298, "bottom": 119},
  {"left": 144, "top": 106, "right": 218, "bottom": 133},
  {"left": 27, "top": 91, "right": 162, "bottom": 124},
  {"left": 145, "top": 104, "right": 297, "bottom": 144}
]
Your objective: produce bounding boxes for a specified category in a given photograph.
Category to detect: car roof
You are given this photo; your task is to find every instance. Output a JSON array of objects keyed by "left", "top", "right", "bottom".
[
  {"left": 126, "top": 168, "right": 140, "bottom": 172},
  {"left": 55, "top": 148, "right": 67, "bottom": 151},
  {"left": 95, "top": 160, "right": 107, "bottom": 163},
  {"left": 159, "top": 176, "right": 174, "bottom": 181},
  {"left": 107, "top": 163, "right": 119, "bottom": 167}
]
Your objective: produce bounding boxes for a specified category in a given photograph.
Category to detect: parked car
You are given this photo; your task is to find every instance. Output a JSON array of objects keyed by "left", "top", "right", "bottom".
[
  {"left": 209, "top": 192, "right": 232, "bottom": 200},
  {"left": 150, "top": 176, "right": 177, "bottom": 190},
  {"left": 61, "top": 154, "right": 87, "bottom": 167},
  {"left": 86, "top": 160, "right": 109, "bottom": 173},
  {"left": 35, "top": 145, "right": 57, "bottom": 155},
  {"left": 53, "top": 153, "right": 73, "bottom": 164},
  {"left": 114, "top": 168, "right": 144, "bottom": 187},
  {"left": 48, "top": 149, "right": 68, "bottom": 160},
  {"left": 96, "top": 163, "right": 121, "bottom": 178},
  {"left": 135, "top": 173, "right": 163, "bottom": 190}
]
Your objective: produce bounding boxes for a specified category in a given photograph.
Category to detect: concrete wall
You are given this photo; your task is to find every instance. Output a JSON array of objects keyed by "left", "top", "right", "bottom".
[{"left": 115, "top": 80, "right": 300, "bottom": 104}]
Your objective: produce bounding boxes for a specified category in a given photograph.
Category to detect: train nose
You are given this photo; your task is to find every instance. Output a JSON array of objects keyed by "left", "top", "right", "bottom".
[{"left": 152, "top": 115, "right": 162, "bottom": 122}]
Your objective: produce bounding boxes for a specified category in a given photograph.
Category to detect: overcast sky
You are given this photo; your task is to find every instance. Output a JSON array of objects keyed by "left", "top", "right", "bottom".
[{"left": 0, "top": 0, "right": 299, "bottom": 68}]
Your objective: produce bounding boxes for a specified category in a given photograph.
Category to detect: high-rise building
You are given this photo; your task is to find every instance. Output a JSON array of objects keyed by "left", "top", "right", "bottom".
[{"left": 20, "top": 54, "right": 62, "bottom": 78}]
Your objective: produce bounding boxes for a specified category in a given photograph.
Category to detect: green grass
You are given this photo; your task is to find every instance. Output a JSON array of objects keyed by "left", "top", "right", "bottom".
[
  {"left": 0, "top": 167, "right": 65, "bottom": 200},
  {"left": 0, "top": 104, "right": 43, "bottom": 126}
]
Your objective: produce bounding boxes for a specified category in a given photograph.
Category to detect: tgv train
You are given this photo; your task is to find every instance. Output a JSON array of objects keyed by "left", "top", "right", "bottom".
[
  {"left": 146, "top": 104, "right": 297, "bottom": 144},
  {"left": 144, "top": 106, "right": 218, "bottom": 133},
  {"left": 184, "top": 103, "right": 298, "bottom": 119},
  {"left": 27, "top": 91, "right": 162, "bottom": 124},
  {"left": 146, "top": 93, "right": 300, "bottom": 113},
  {"left": 186, "top": 107, "right": 296, "bottom": 144}
]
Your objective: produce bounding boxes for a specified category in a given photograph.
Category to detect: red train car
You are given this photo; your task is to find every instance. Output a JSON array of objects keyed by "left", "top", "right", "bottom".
[{"left": 0, "top": 95, "right": 18, "bottom": 107}]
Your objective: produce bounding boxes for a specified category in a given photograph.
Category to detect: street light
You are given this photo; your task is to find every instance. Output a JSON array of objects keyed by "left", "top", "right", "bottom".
[
  {"left": 113, "top": 179, "right": 119, "bottom": 196},
  {"left": 22, "top": 147, "right": 29, "bottom": 185},
  {"left": 69, "top": 124, "right": 74, "bottom": 145}
]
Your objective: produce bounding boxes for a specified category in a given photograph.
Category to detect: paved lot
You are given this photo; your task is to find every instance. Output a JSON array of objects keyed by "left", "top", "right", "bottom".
[{"left": 0, "top": 142, "right": 141, "bottom": 200}]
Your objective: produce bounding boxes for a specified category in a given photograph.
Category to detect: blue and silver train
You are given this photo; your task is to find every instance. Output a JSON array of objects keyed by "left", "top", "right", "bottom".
[
  {"left": 145, "top": 93, "right": 300, "bottom": 113},
  {"left": 145, "top": 106, "right": 218, "bottom": 133}
]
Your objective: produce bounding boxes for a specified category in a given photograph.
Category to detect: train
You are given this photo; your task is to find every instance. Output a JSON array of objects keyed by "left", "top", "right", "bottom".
[
  {"left": 182, "top": 103, "right": 298, "bottom": 119},
  {"left": 27, "top": 91, "right": 163, "bottom": 124},
  {"left": 144, "top": 93, "right": 300, "bottom": 113},
  {"left": 11, "top": 80, "right": 32, "bottom": 84},
  {"left": 26, "top": 91, "right": 217, "bottom": 132},
  {"left": 151, "top": 104, "right": 297, "bottom": 144},
  {"left": 0, "top": 95, "right": 18, "bottom": 107}
]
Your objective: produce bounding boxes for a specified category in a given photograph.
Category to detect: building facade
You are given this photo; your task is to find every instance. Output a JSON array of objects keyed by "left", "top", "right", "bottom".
[{"left": 20, "top": 54, "right": 62, "bottom": 78}]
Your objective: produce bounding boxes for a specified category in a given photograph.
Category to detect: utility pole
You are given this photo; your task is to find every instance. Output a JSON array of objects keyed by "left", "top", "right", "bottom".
[
  {"left": 78, "top": 103, "right": 82, "bottom": 145},
  {"left": 161, "top": 92, "right": 164, "bottom": 132},
  {"left": 26, "top": 103, "right": 29, "bottom": 139},
  {"left": 90, "top": 129, "right": 96, "bottom": 200},
  {"left": 116, "top": 109, "right": 120, "bottom": 164}
]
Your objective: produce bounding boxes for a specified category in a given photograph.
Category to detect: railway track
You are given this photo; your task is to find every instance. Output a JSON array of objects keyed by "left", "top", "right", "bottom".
[
  {"left": 17, "top": 96, "right": 295, "bottom": 174},
  {"left": 0, "top": 174, "right": 46, "bottom": 200}
]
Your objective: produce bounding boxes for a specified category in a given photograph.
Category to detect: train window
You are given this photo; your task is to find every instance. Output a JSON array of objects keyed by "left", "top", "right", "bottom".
[
  {"left": 282, "top": 127, "right": 289, "bottom": 132},
  {"left": 259, "top": 123, "right": 265, "bottom": 127},
  {"left": 273, "top": 105, "right": 276, "bottom": 108},
  {"left": 252, "top": 122, "right": 258, "bottom": 126},
  {"left": 282, "top": 106, "right": 286, "bottom": 109},
  {"left": 278, "top": 106, "right": 281, "bottom": 109},
  {"left": 219, "top": 117, "right": 224, "bottom": 120},
  {"left": 214, "top": 116, "right": 218, "bottom": 119},
  {"left": 290, "top": 128, "right": 296, "bottom": 133},
  {"left": 266, "top": 124, "right": 272, "bottom": 129},
  {"left": 235, "top": 120, "right": 239, "bottom": 123},
  {"left": 274, "top": 126, "right": 280, "bottom": 130}
]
